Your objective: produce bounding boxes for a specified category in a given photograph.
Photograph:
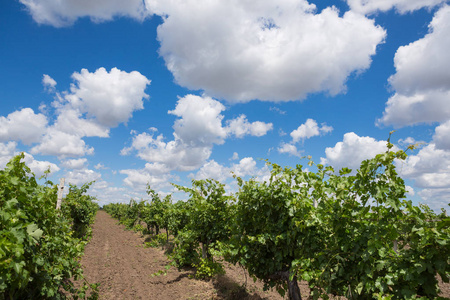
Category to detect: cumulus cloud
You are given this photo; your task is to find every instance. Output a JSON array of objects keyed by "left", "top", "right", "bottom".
[
  {"left": 53, "top": 107, "right": 109, "bottom": 138},
  {"left": 122, "top": 95, "right": 272, "bottom": 171},
  {"left": 89, "top": 182, "right": 130, "bottom": 206},
  {"left": 378, "top": 5, "right": 450, "bottom": 127},
  {"left": 42, "top": 74, "right": 57, "bottom": 91},
  {"left": 168, "top": 95, "right": 227, "bottom": 146},
  {"left": 398, "top": 144, "right": 450, "bottom": 183},
  {"left": 66, "top": 67, "right": 150, "bottom": 127},
  {"left": 21, "top": 1, "right": 386, "bottom": 103},
  {"left": 31, "top": 128, "right": 94, "bottom": 158},
  {"left": 61, "top": 158, "right": 88, "bottom": 170},
  {"left": 23, "top": 152, "right": 60, "bottom": 177},
  {"left": 0, "top": 142, "right": 17, "bottom": 168},
  {"left": 194, "top": 160, "right": 228, "bottom": 182},
  {"left": 19, "top": 0, "right": 149, "bottom": 27},
  {"left": 433, "top": 120, "right": 450, "bottom": 150},
  {"left": 346, "top": 0, "right": 448, "bottom": 15},
  {"left": 278, "top": 143, "right": 302, "bottom": 157},
  {"left": 64, "top": 168, "right": 101, "bottom": 186},
  {"left": 291, "top": 119, "right": 333, "bottom": 143},
  {"left": 397, "top": 143, "right": 450, "bottom": 209},
  {"left": 149, "top": 0, "right": 386, "bottom": 102},
  {"left": 192, "top": 157, "right": 263, "bottom": 182},
  {"left": 0, "top": 108, "right": 48, "bottom": 145},
  {"left": 122, "top": 131, "right": 212, "bottom": 171},
  {"left": 120, "top": 163, "right": 175, "bottom": 191},
  {"left": 28, "top": 67, "right": 150, "bottom": 158},
  {"left": 322, "top": 132, "right": 395, "bottom": 171},
  {"left": 0, "top": 148, "right": 60, "bottom": 176},
  {"left": 226, "top": 115, "right": 273, "bottom": 138},
  {"left": 398, "top": 137, "right": 425, "bottom": 147},
  {"left": 277, "top": 119, "right": 332, "bottom": 157},
  {"left": 417, "top": 188, "right": 450, "bottom": 210}
]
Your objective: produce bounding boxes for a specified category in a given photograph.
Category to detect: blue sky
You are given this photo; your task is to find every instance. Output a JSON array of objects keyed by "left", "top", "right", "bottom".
[{"left": 1, "top": 0, "right": 449, "bottom": 210}]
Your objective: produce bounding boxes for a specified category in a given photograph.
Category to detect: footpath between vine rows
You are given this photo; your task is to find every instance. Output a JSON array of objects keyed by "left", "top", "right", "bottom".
[{"left": 79, "top": 210, "right": 305, "bottom": 299}]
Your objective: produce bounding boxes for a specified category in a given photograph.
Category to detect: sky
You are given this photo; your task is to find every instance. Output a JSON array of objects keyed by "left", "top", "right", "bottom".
[{"left": 1, "top": 0, "right": 450, "bottom": 210}]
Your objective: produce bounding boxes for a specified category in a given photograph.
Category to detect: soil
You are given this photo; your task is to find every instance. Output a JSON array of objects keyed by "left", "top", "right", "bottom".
[{"left": 79, "top": 211, "right": 449, "bottom": 300}]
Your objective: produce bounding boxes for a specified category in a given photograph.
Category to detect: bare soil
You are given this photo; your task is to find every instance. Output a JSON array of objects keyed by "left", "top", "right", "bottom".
[{"left": 79, "top": 211, "right": 449, "bottom": 300}]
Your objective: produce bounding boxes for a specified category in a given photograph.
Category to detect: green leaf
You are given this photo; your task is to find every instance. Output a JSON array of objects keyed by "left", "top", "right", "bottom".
[{"left": 27, "top": 224, "right": 43, "bottom": 241}]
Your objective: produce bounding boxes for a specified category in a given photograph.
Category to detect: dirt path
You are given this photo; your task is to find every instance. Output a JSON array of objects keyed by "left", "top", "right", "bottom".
[{"left": 80, "top": 210, "right": 288, "bottom": 300}]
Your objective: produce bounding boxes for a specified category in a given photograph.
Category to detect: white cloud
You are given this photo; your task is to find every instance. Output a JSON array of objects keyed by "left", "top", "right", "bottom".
[
  {"left": 322, "top": 132, "right": 395, "bottom": 171},
  {"left": 149, "top": 0, "right": 385, "bottom": 102},
  {"left": 406, "top": 185, "right": 415, "bottom": 196},
  {"left": 42, "top": 74, "right": 57, "bottom": 91},
  {"left": 433, "top": 120, "right": 450, "bottom": 150},
  {"left": 0, "top": 108, "right": 48, "bottom": 145},
  {"left": 20, "top": 0, "right": 149, "bottom": 27},
  {"left": 23, "top": 152, "right": 60, "bottom": 177},
  {"left": 53, "top": 107, "right": 110, "bottom": 138},
  {"left": 0, "top": 145, "right": 59, "bottom": 176},
  {"left": 94, "top": 163, "right": 107, "bottom": 170},
  {"left": 397, "top": 144, "right": 450, "bottom": 209},
  {"left": 291, "top": 119, "right": 333, "bottom": 143},
  {"left": 378, "top": 5, "right": 450, "bottom": 127},
  {"left": 123, "top": 95, "right": 271, "bottom": 171},
  {"left": 123, "top": 131, "right": 212, "bottom": 171},
  {"left": 398, "top": 137, "right": 423, "bottom": 146},
  {"left": 270, "top": 107, "right": 286, "bottom": 115},
  {"left": 226, "top": 115, "right": 273, "bottom": 138},
  {"left": 378, "top": 91, "right": 450, "bottom": 127},
  {"left": 346, "top": 0, "right": 448, "bottom": 14},
  {"left": 194, "top": 160, "right": 229, "bottom": 181},
  {"left": 29, "top": 67, "right": 150, "bottom": 158},
  {"left": 169, "top": 95, "right": 227, "bottom": 146},
  {"left": 89, "top": 182, "right": 130, "bottom": 206},
  {"left": 417, "top": 188, "right": 450, "bottom": 210},
  {"left": 231, "top": 157, "right": 257, "bottom": 177},
  {"left": 192, "top": 157, "right": 263, "bottom": 182},
  {"left": 61, "top": 158, "right": 88, "bottom": 170},
  {"left": 278, "top": 143, "right": 302, "bottom": 157},
  {"left": 65, "top": 168, "right": 101, "bottom": 186},
  {"left": 0, "top": 142, "right": 17, "bottom": 168},
  {"left": 120, "top": 165, "right": 174, "bottom": 191},
  {"left": 398, "top": 144, "right": 450, "bottom": 184},
  {"left": 31, "top": 128, "right": 94, "bottom": 158},
  {"left": 230, "top": 152, "right": 239, "bottom": 161},
  {"left": 66, "top": 67, "right": 150, "bottom": 127}
]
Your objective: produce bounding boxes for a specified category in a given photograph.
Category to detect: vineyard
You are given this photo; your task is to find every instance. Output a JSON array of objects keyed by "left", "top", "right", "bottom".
[
  {"left": 0, "top": 154, "right": 99, "bottom": 300},
  {"left": 1, "top": 145, "right": 450, "bottom": 299},
  {"left": 103, "top": 144, "right": 450, "bottom": 300}
]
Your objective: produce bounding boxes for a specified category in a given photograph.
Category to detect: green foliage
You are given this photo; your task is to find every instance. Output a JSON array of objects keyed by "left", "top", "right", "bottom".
[
  {"left": 171, "top": 179, "right": 232, "bottom": 268},
  {"left": 140, "top": 187, "right": 171, "bottom": 237},
  {"left": 61, "top": 182, "right": 99, "bottom": 240},
  {"left": 132, "top": 223, "right": 145, "bottom": 233},
  {"left": 166, "top": 200, "right": 189, "bottom": 237},
  {"left": 145, "top": 233, "right": 167, "bottom": 248},
  {"left": 0, "top": 153, "right": 98, "bottom": 299},
  {"left": 192, "top": 258, "right": 225, "bottom": 280},
  {"left": 227, "top": 143, "right": 450, "bottom": 300}
]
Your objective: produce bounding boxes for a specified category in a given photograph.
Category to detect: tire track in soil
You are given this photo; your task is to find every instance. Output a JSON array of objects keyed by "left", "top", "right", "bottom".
[{"left": 80, "top": 210, "right": 285, "bottom": 300}]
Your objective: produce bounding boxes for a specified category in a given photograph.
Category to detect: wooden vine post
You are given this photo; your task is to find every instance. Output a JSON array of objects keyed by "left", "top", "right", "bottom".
[{"left": 56, "top": 178, "right": 65, "bottom": 210}]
